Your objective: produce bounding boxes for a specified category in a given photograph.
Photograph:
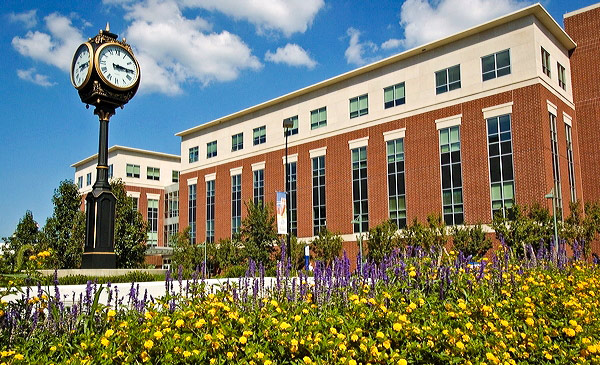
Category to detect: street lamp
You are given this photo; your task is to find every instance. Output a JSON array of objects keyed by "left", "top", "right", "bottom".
[
  {"left": 544, "top": 189, "right": 559, "bottom": 263},
  {"left": 283, "top": 118, "right": 294, "bottom": 261},
  {"left": 352, "top": 215, "right": 364, "bottom": 276}
]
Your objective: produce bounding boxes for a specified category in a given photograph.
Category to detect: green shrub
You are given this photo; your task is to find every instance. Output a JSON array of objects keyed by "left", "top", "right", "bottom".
[
  {"left": 367, "top": 220, "right": 399, "bottom": 263},
  {"left": 310, "top": 228, "right": 343, "bottom": 267},
  {"left": 451, "top": 223, "right": 492, "bottom": 259}
]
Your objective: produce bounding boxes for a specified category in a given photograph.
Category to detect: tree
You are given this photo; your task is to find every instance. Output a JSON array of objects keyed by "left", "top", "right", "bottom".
[
  {"left": 367, "top": 220, "right": 399, "bottom": 263},
  {"left": 239, "top": 200, "right": 278, "bottom": 267},
  {"left": 42, "top": 180, "right": 85, "bottom": 269},
  {"left": 212, "top": 237, "right": 245, "bottom": 275},
  {"left": 563, "top": 201, "right": 600, "bottom": 258},
  {"left": 111, "top": 179, "right": 148, "bottom": 268},
  {"left": 451, "top": 223, "right": 492, "bottom": 259},
  {"left": 399, "top": 214, "right": 447, "bottom": 251},
  {"left": 311, "top": 228, "right": 343, "bottom": 267},
  {"left": 2, "top": 210, "right": 41, "bottom": 272},
  {"left": 171, "top": 227, "right": 205, "bottom": 276}
]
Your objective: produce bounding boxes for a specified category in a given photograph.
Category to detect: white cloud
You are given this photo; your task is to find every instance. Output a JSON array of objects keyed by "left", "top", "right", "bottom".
[
  {"left": 344, "top": 28, "right": 379, "bottom": 66},
  {"left": 120, "top": 0, "right": 262, "bottom": 95},
  {"left": 12, "top": 13, "right": 85, "bottom": 72},
  {"left": 393, "top": 0, "right": 531, "bottom": 49},
  {"left": 9, "top": 9, "right": 38, "bottom": 28},
  {"left": 265, "top": 44, "right": 316, "bottom": 69},
  {"left": 17, "top": 68, "right": 56, "bottom": 87},
  {"left": 381, "top": 38, "right": 402, "bottom": 50},
  {"left": 181, "top": 0, "right": 324, "bottom": 36}
]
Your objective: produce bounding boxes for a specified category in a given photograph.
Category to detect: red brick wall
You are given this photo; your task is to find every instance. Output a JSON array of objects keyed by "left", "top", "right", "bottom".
[
  {"left": 179, "top": 84, "right": 580, "bottom": 262},
  {"left": 565, "top": 7, "right": 600, "bottom": 203},
  {"left": 565, "top": 6, "right": 600, "bottom": 254},
  {"left": 124, "top": 185, "right": 166, "bottom": 247}
]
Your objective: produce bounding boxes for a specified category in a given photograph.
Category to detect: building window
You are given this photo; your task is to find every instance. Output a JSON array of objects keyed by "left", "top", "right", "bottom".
[
  {"left": 287, "top": 162, "right": 298, "bottom": 236},
  {"left": 77, "top": 176, "right": 83, "bottom": 189},
  {"left": 387, "top": 138, "right": 407, "bottom": 229},
  {"left": 131, "top": 196, "right": 139, "bottom": 212},
  {"left": 253, "top": 126, "right": 266, "bottom": 145},
  {"left": 207, "top": 141, "right": 217, "bottom": 159},
  {"left": 232, "top": 133, "right": 243, "bottom": 151},
  {"left": 541, "top": 47, "right": 551, "bottom": 77},
  {"left": 206, "top": 180, "right": 215, "bottom": 243},
  {"left": 126, "top": 164, "right": 140, "bottom": 178},
  {"left": 284, "top": 115, "right": 299, "bottom": 137},
  {"left": 188, "top": 184, "right": 196, "bottom": 244},
  {"left": 310, "top": 107, "right": 327, "bottom": 130},
  {"left": 86, "top": 172, "right": 92, "bottom": 186},
  {"left": 189, "top": 146, "right": 199, "bottom": 163},
  {"left": 172, "top": 170, "right": 179, "bottom": 183},
  {"left": 231, "top": 175, "right": 242, "bottom": 235},
  {"left": 439, "top": 126, "right": 463, "bottom": 225},
  {"left": 435, "top": 65, "right": 461, "bottom": 94},
  {"left": 147, "top": 167, "right": 160, "bottom": 181},
  {"left": 165, "top": 223, "right": 178, "bottom": 247},
  {"left": 550, "top": 113, "right": 562, "bottom": 219},
  {"left": 253, "top": 169, "right": 264, "bottom": 205},
  {"left": 566, "top": 124, "right": 576, "bottom": 203},
  {"left": 481, "top": 49, "right": 511, "bottom": 81},
  {"left": 350, "top": 94, "right": 368, "bottom": 119},
  {"left": 384, "top": 83, "right": 406, "bottom": 109},
  {"left": 166, "top": 191, "right": 179, "bottom": 218},
  {"left": 558, "top": 63, "right": 566, "bottom": 90},
  {"left": 147, "top": 199, "right": 158, "bottom": 247},
  {"left": 351, "top": 146, "right": 369, "bottom": 233},
  {"left": 312, "top": 156, "right": 326, "bottom": 235},
  {"left": 108, "top": 164, "right": 113, "bottom": 179},
  {"left": 487, "top": 114, "right": 515, "bottom": 218}
]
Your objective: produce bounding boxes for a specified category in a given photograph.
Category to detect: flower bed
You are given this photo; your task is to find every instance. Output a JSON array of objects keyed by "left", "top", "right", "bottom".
[{"left": 1, "top": 247, "right": 599, "bottom": 364}]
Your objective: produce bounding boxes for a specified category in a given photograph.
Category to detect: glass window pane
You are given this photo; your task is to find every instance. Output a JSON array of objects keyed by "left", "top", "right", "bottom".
[
  {"left": 488, "top": 118, "right": 499, "bottom": 135},
  {"left": 384, "top": 87, "right": 393, "bottom": 103},
  {"left": 503, "top": 182, "right": 514, "bottom": 199},
  {"left": 482, "top": 55, "right": 495, "bottom": 73},
  {"left": 491, "top": 183, "right": 502, "bottom": 200},
  {"left": 453, "top": 188, "right": 463, "bottom": 204},
  {"left": 448, "top": 65, "right": 460, "bottom": 83},
  {"left": 440, "top": 129, "right": 449, "bottom": 145},
  {"left": 436, "top": 70, "right": 447, "bottom": 86},
  {"left": 450, "top": 127, "right": 459, "bottom": 143},
  {"left": 496, "top": 50, "right": 510, "bottom": 68}
]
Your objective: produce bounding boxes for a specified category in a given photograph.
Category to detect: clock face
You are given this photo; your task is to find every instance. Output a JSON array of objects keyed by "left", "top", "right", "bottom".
[
  {"left": 71, "top": 43, "right": 93, "bottom": 89},
  {"left": 95, "top": 43, "right": 139, "bottom": 90}
]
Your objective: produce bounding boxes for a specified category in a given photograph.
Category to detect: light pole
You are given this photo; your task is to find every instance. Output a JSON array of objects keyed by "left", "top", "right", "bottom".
[
  {"left": 352, "top": 215, "right": 364, "bottom": 276},
  {"left": 283, "top": 118, "right": 294, "bottom": 261},
  {"left": 545, "top": 189, "right": 559, "bottom": 263}
]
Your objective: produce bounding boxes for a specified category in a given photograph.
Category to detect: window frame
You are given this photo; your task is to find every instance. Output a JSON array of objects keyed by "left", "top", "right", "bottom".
[
  {"left": 439, "top": 125, "right": 464, "bottom": 225},
  {"left": 253, "top": 126, "right": 267, "bottom": 146},
  {"left": 231, "top": 174, "right": 242, "bottom": 235},
  {"left": 207, "top": 140, "right": 217, "bottom": 159},
  {"left": 435, "top": 65, "right": 461, "bottom": 94},
  {"left": 541, "top": 47, "right": 551, "bottom": 77},
  {"left": 284, "top": 115, "right": 299, "bottom": 136},
  {"left": 349, "top": 94, "right": 369, "bottom": 119},
  {"left": 172, "top": 170, "right": 179, "bottom": 183},
  {"left": 351, "top": 146, "right": 369, "bottom": 233},
  {"left": 189, "top": 146, "right": 199, "bottom": 163},
  {"left": 126, "top": 164, "right": 140, "bottom": 178},
  {"left": 312, "top": 155, "right": 326, "bottom": 235},
  {"left": 206, "top": 180, "right": 215, "bottom": 243},
  {"left": 232, "top": 132, "right": 244, "bottom": 152},
  {"left": 481, "top": 49, "right": 511, "bottom": 81},
  {"left": 486, "top": 114, "right": 516, "bottom": 219},
  {"left": 384, "top": 82, "right": 406, "bottom": 109},
  {"left": 147, "top": 166, "right": 160, "bottom": 181},
  {"left": 310, "top": 107, "right": 327, "bottom": 130},
  {"left": 387, "top": 138, "right": 407, "bottom": 229},
  {"left": 557, "top": 63, "right": 566, "bottom": 90}
]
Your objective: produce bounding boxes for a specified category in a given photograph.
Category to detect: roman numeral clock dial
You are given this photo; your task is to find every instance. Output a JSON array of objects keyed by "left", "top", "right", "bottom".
[
  {"left": 70, "top": 43, "right": 93, "bottom": 89},
  {"left": 95, "top": 43, "right": 140, "bottom": 90}
]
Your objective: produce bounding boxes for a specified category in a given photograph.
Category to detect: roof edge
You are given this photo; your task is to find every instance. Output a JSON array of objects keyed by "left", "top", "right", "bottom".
[
  {"left": 71, "top": 145, "right": 180, "bottom": 168},
  {"left": 564, "top": 2, "right": 600, "bottom": 18}
]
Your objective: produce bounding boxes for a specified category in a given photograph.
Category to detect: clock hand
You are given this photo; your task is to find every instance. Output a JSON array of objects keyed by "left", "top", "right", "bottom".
[
  {"left": 79, "top": 61, "right": 89, "bottom": 70},
  {"left": 113, "top": 63, "right": 135, "bottom": 74}
]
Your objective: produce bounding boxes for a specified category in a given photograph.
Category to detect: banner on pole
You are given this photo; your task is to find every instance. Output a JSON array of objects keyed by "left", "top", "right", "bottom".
[{"left": 276, "top": 191, "right": 287, "bottom": 235}]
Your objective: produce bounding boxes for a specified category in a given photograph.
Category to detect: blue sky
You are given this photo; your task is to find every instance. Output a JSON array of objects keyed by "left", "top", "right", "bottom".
[{"left": 0, "top": 0, "right": 595, "bottom": 239}]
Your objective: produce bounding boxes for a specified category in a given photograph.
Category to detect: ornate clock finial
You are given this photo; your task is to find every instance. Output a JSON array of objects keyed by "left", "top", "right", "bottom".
[{"left": 106, "top": 22, "right": 110, "bottom": 32}]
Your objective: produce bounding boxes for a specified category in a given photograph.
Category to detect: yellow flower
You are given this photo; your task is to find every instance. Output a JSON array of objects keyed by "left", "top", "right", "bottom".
[
  {"left": 175, "top": 319, "right": 185, "bottom": 328},
  {"left": 144, "top": 340, "right": 154, "bottom": 349},
  {"left": 409, "top": 270, "right": 416, "bottom": 277},
  {"left": 264, "top": 360, "right": 272, "bottom": 365},
  {"left": 280, "top": 322, "right": 291, "bottom": 330},
  {"left": 339, "top": 343, "right": 346, "bottom": 351},
  {"left": 107, "top": 310, "right": 116, "bottom": 318},
  {"left": 145, "top": 311, "right": 153, "bottom": 320},
  {"left": 376, "top": 331, "right": 385, "bottom": 339},
  {"left": 239, "top": 336, "right": 248, "bottom": 344},
  {"left": 226, "top": 352, "right": 234, "bottom": 360},
  {"left": 80, "top": 342, "right": 88, "bottom": 350},
  {"left": 456, "top": 341, "right": 465, "bottom": 350},
  {"left": 256, "top": 352, "right": 265, "bottom": 359},
  {"left": 153, "top": 331, "right": 163, "bottom": 340},
  {"left": 393, "top": 322, "right": 402, "bottom": 331},
  {"left": 525, "top": 318, "right": 534, "bottom": 326},
  {"left": 562, "top": 328, "right": 576, "bottom": 337},
  {"left": 383, "top": 340, "right": 391, "bottom": 349},
  {"left": 14, "top": 354, "right": 24, "bottom": 361},
  {"left": 349, "top": 360, "right": 357, "bottom": 365},
  {"left": 294, "top": 315, "right": 301, "bottom": 322},
  {"left": 104, "top": 329, "right": 114, "bottom": 338},
  {"left": 50, "top": 346, "right": 56, "bottom": 352},
  {"left": 303, "top": 356, "right": 312, "bottom": 364},
  {"left": 183, "top": 351, "right": 191, "bottom": 358},
  {"left": 397, "top": 360, "right": 408, "bottom": 365},
  {"left": 101, "top": 337, "right": 110, "bottom": 347}
]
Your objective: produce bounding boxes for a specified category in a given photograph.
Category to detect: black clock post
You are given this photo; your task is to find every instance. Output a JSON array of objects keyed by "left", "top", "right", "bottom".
[{"left": 71, "top": 24, "right": 140, "bottom": 269}]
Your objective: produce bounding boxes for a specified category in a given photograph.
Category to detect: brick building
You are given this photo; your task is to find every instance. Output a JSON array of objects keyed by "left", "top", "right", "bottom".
[{"left": 74, "top": 3, "right": 600, "bottom": 265}]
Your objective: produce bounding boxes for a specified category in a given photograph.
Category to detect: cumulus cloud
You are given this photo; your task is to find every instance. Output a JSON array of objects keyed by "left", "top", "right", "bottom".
[
  {"left": 265, "top": 44, "right": 316, "bottom": 69},
  {"left": 16, "top": 68, "right": 56, "bottom": 87},
  {"left": 387, "top": 0, "right": 531, "bottom": 50},
  {"left": 119, "top": 0, "right": 262, "bottom": 95},
  {"left": 9, "top": 9, "right": 38, "bottom": 28},
  {"left": 12, "top": 13, "right": 85, "bottom": 72},
  {"left": 181, "top": 0, "right": 324, "bottom": 37},
  {"left": 344, "top": 28, "right": 379, "bottom": 66}
]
